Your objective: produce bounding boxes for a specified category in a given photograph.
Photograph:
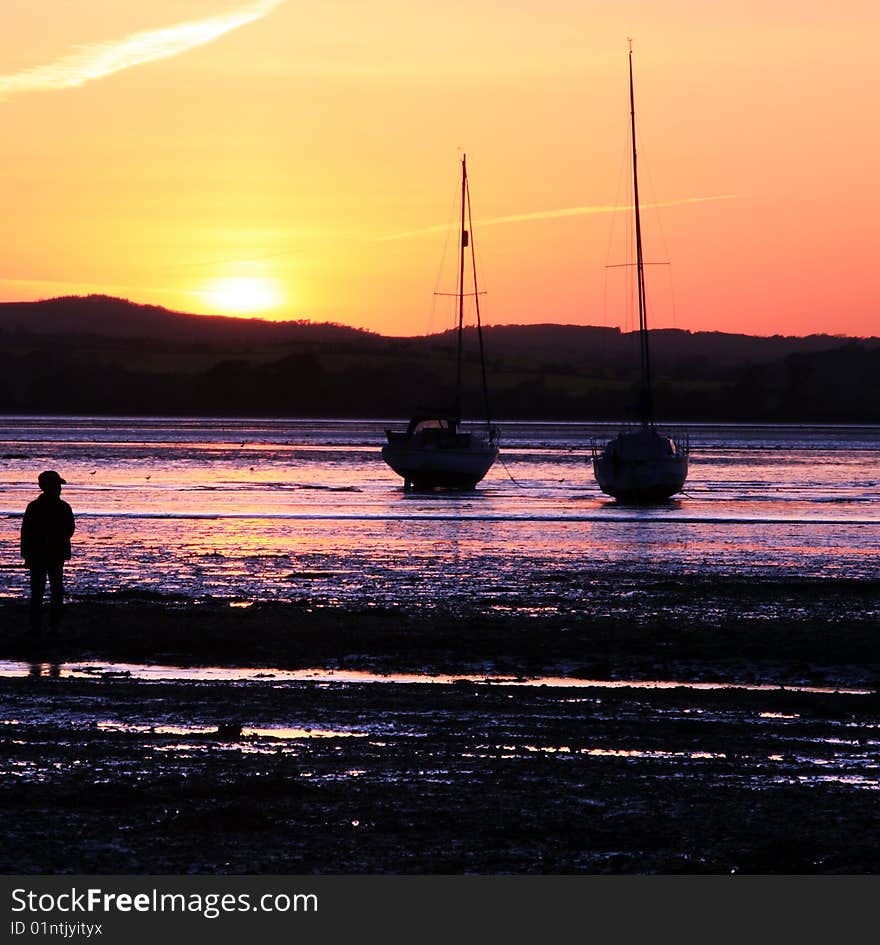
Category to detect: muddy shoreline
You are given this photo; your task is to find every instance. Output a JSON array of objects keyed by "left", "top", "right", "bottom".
[
  {"left": 2, "top": 582, "right": 880, "bottom": 875},
  {"left": 4, "top": 574, "right": 880, "bottom": 685}
]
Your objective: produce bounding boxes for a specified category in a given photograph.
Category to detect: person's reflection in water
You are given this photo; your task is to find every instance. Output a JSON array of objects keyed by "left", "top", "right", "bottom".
[
  {"left": 28, "top": 662, "right": 61, "bottom": 679},
  {"left": 20, "top": 470, "right": 76, "bottom": 634}
]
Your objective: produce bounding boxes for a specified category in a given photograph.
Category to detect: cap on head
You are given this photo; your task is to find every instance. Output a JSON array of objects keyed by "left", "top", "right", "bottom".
[{"left": 38, "top": 470, "right": 66, "bottom": 490}]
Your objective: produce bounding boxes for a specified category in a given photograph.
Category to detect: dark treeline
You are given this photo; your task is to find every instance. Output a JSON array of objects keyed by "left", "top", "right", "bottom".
[{"left": 1, "top": 296, "right": 878, "bottom": 422}]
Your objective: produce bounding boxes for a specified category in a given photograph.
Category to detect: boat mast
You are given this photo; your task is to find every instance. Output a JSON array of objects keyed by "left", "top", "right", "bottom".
[
  {"left": 455, "top": 153, "right": 468, "bottom": 421},
  {"left": 628, "top": 41, "right": 653, "bottom": 427},
  {"left": 465, "top": 166, "right": 493, "bottom": 434}
]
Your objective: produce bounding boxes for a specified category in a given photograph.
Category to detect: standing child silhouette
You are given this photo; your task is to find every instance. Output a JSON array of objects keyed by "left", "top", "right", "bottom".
[{"left": 20, "top": 470, "right": 75, "bottom": 633}]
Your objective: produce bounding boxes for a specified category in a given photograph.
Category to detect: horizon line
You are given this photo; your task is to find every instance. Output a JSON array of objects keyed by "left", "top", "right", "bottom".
[{"left": 0, "top": 294, "right": 868, "bottom": 342}]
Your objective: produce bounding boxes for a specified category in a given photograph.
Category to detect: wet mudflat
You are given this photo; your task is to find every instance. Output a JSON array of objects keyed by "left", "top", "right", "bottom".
[
  {"left": 1, "top": 584, "right": 879, "bottom": 875},
  {"left": 3, "top": 671, "right": 879, "bottom": 875},
  {"left": 4, "top": 575, "right": 880, "bottom": 685}
]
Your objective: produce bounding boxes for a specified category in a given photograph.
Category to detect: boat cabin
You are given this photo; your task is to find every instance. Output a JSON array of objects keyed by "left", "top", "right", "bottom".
[{"left": 406, "top": 415, "right": 459, "bottom": 437}]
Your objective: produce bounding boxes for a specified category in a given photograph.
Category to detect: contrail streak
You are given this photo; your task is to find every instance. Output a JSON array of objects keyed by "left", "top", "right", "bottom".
[
  {"left": 0, "top": 0, "right": 286, "bottom": 100},
  {"left": 375, "top": 195, "right": 736, "bottom": 242}
]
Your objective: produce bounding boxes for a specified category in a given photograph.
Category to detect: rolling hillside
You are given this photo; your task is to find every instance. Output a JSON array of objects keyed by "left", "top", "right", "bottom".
[{"left": 0, "top": 296, "right": 877, "bottom": 421}]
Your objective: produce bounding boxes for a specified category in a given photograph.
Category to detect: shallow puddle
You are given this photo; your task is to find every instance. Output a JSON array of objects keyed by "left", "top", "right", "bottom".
[
  {"left": 0, "top": 660, "right": 870, "bottom": 695},
  {"left": 95, "top": 720, "right": 367, "bottom": 740}
]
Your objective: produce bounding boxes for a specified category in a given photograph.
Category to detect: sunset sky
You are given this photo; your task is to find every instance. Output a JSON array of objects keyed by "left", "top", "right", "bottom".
[{"left": 1, "top": 1, "right": 879, "bottom": 337}]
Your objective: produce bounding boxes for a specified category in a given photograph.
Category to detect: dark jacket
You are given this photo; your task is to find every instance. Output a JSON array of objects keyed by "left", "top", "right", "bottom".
[{"left": 20, "top": 494, "right": 76, "bottom": 564}]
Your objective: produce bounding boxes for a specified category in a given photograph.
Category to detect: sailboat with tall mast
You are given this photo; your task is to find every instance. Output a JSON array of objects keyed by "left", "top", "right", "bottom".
[
  {"left": 381, "top": 154, "right": 500, "bottom": 491},
  {"left": 592, "top": 45, "right": 689, "bottom": 502}
]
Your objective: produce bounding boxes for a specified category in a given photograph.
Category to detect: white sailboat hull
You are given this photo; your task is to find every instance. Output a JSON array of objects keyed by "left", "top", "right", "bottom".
[
  {"left": 592, "top": 428, "right": 689, "bottom": 502},
  {"left": 382, "top": 433, "right": 498, "bottom": 490}
]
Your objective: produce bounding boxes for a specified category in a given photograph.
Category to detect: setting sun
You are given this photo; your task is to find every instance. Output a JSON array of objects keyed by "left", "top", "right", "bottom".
[{"left": 199, "top": 275, "right": 285, "bottom": 316}]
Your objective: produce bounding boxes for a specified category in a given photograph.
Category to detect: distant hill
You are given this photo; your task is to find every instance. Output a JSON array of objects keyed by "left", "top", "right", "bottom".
[
  {"left": 448, "top": 323, "right": 863, "bottom": 372},
  {"left": 0, "top": 296, "right": 878, "bottom": 421},
  {"left": 0, "top": 296, "right": 865, "bottom": 363},
  {"left": 0, "top": 295, "right": 379, "bottom": 347}
]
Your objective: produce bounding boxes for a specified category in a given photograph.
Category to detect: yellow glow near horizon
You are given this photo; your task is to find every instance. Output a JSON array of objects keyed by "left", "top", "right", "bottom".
[{"left": 199, "top": 276, "right": 285, "bottom": 316}]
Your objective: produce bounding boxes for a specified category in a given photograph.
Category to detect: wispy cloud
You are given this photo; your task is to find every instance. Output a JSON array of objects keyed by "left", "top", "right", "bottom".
[
  {"left": 0, "top": 0, "right": 286, "bottom": 100},
  {"left": 375, "top": 195, "right": 737, "bottom": 242}
]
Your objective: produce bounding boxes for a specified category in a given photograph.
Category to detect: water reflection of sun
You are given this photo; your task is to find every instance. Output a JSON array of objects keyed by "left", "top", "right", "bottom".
[{"left": 200, "top": 276, "right": 284, "bottom": 316}]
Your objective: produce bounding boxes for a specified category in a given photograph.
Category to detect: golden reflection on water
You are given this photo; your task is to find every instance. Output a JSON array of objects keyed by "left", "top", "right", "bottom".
[
  {"left": 96, "top": 720, "right": 367, "bottom": 740},
  {"left": 523, "top": 745, "right": 725, "bottom": 760},
  {"left": 0, "top": 661, "right": 871, "bottom": 695},
  {"left": 4, "top": 424, "right": 877, "bottom": 623}
]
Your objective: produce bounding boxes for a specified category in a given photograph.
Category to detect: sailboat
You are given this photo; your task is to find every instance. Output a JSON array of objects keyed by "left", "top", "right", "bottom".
[
  {"left": 592, "top": 46, "right": 689, "bottom": 502},
  {"left": 381, "top": 154, "right": 500, "bottom": 491}
]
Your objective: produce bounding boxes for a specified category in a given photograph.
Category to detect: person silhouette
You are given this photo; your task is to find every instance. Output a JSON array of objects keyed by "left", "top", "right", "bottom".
[{"left": 20, "top": 470, "right": 76, "bottom": 633}]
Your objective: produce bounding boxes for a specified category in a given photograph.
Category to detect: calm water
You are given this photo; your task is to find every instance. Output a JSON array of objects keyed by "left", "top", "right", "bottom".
[{"left": 1, "top": 417, "right": 879, "bottom": 612}]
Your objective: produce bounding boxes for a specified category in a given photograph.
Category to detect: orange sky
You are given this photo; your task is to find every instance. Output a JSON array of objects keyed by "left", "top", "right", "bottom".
[{"left": 1, "top": 1, "right": 879, "bottom": 337}]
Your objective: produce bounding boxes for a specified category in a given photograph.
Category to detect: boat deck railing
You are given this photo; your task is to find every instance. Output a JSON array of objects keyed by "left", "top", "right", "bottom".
[{"left": 590, "top": 428, "right": 690, "bottom": 461}]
